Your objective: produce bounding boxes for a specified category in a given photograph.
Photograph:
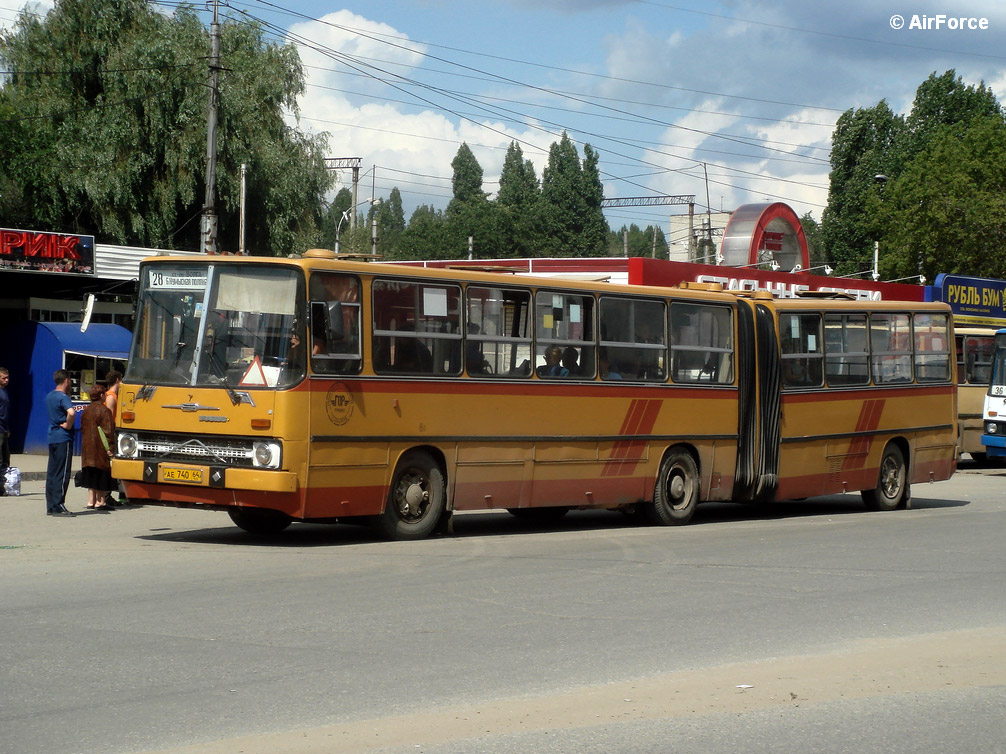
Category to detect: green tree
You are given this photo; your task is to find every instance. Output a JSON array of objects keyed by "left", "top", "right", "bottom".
[
  {"left": 496, "top": 140, "right": 540, "bottom": 257},
  {"left": 820, "top": 101, "right": 904, "bottom": 275},
  {"left": 399, "top": 204, "right": 449, "bottom": 260},
  {"left": 449, "top": 143, "right": 486, "bottom": 205},
  {"left": 822, "top": 70, "right": 1005, "bottom": 278},
  {"left": 799, "top": 212, "right": 827, "bottom": 267},
  {"left": 607, "top": 225, "right": 669, "bottom": 258},
  {"left": 321, "top": 187, "right": 353, "bottom": 251},
  {"left": 445, "top": 143, "right": 501, "bottom": 258},
  {"left": 903, "top": 70, "right": 1001, "bottom": 159},
  {"left": 382, "top": 187, "right": 406, "bottom": 234},
  {"left": 580, "top": 144, "right": 609, "bottom": 255},
  {"left": 537, "top": 132, "right": 607, "bottom": 256},
  {"left": 877, "top": 116, "right": 1006, "bottom": 280},
  {"left": 0, "top": 0, "right": 331, "bottom": 255}
]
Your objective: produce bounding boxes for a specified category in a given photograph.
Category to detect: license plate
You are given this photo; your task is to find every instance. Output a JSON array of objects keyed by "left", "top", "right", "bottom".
[{"left": 160, "top": 465, "right": 206, "bottom": 485}]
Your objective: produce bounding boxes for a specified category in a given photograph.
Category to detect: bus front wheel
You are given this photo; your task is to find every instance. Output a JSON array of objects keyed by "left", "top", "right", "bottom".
[
  {"left": 377, "top": 451, "right": 446, "bottom": 540},
  {"left": 862, "top": 443, "right": 907, "bottom": 511},
  {"left": 645, "top": 448, "right": 699, "bottom": 525},
  {"left": 228, "top": 507, "right": 292, "bottom": 535}
]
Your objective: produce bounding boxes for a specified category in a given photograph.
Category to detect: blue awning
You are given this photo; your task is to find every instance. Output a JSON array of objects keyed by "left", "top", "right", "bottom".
[{"left": 38, "top": 322, "right": 132, "bottom": 359}]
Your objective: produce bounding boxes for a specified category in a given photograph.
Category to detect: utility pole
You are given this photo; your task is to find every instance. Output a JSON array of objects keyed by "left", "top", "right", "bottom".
[
  {"left": 688, "top": 202, "right": 695, "bottom": 261},
  {"left": 201, "top": 0, "right": 221, "bottom": 254},
  {"left": 702, "top": 162, "right": 713, "bottom": 250},
  {"left": 325, "top": 157, "right": 362, "bottom": 230},
  {"left": 238, "top": 163, "right": 246, "bottom": 254}
]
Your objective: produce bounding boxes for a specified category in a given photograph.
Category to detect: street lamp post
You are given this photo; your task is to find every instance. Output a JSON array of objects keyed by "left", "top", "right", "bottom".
[
  {"left": 873, "top": 174, "right": 888, "bottom": 281},
  {"left": 333, "top": 197, "right": 382, "bottom": 256},
  {"left": 334, "top": 210, "right": 350, "bottom": 254}
]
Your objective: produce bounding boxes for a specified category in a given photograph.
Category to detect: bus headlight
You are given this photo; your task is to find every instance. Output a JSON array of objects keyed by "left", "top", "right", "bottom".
[
  {"left": 987, "top": 422, "right": 1000, "bottom": 435},
  {"left": 252, "top": 441, "right": 282, "bottom": 469},
  {"left": 118, "top": 432, "right": 138, "bottom": 458}
]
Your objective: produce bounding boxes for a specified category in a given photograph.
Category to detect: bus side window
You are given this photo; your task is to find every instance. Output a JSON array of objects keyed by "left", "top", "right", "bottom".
[
  {"left": 669, "top": 302, "right": 733, "bottom": 384},
  {"left": 956, "top": 335, "right": 967, "bottom": 384},
  {"left": 870, "top": 313, "right": 913, "bottom": 384},
  {"left": 913, "top": 313, "right": 951, "bottom": 383},
  {"left": 824, "top": 314, "right": 869, "bottom": 386},
  {"left": 599, "top": 296, "right": 666, "bottom": 382},
  {"left": 780, "top": 313, "right": 823, "bottom": 389},
  {"left": 309, "top": 272, "right": 362, "bottom": 375},
  {"left": 465, "top": 286, "right": 532, "bottom": 378},
  {"left": 967, "top": 335, "right": 994, "bottom": 384},
  {"left": 534, "top": 291, "right": 595, "bottom": 379},
  {"left": 372, "top": 279, "right": 462, "bottom": 376}
]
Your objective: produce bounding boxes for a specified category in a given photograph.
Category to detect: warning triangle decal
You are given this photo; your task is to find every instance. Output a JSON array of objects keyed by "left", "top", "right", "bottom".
[{"left": 239, "top": 355, "right": 268, "bottom": 386}]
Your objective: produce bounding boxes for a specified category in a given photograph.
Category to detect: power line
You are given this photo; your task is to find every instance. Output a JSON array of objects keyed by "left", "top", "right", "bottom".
[{"left": 233, "top": 11, "right": 829, "bottom": 207}]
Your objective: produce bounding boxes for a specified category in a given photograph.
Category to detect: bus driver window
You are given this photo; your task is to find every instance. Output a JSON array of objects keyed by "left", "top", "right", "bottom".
[{"left": 309, "top": 273, "right": 362, "bottom": 375}]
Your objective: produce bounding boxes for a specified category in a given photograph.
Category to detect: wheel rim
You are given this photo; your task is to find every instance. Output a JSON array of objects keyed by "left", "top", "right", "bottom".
[
  {"left": 879, "top": 455, "right": 903, "bottom": 500},
  {"left": 394, "top": 468, "right": 430, "bottom": 522},
  {"left": 666, "top": 466, "right": 692, "bottom": 511}
]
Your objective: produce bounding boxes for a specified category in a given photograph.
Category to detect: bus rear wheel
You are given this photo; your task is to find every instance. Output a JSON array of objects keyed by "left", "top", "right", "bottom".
[
  {"left": 228, "top": 507, "right": 292, "bottom": 535},
  {"left": 376, "top": 451, "right": 445, "bottom": 540},
  {"left": 862, "top": 443, "right": 907, "bottom": 511},
  {"left": 645, "top": 448, "right": 699, "bottom": 525}
]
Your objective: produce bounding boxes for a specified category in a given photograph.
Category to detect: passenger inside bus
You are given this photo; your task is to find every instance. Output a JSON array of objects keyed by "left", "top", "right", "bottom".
[
  {"left": 561, "top": 346, "right": 580, "bottom": 376},
  {"left": 537, "top": 345, "right": 569, "bottom": 377},
  {"left": 599, "top": 352, "right": 622, "bottom": 380}
]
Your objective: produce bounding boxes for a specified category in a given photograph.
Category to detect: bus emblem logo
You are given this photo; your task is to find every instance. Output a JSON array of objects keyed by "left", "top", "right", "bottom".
[{"left": 326, "top": 383, "right": 355, "bottom": 426}]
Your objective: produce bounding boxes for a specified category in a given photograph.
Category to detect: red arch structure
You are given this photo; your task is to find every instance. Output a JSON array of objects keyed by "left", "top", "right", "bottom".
[{"left": 719, "top": 202, "right": 810, "bottom": 271}]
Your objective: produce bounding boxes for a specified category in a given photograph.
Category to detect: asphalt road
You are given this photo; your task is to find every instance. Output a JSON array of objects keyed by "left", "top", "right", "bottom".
[{"left": 1, "top": 459, "right": 1004, "bottom": 754}]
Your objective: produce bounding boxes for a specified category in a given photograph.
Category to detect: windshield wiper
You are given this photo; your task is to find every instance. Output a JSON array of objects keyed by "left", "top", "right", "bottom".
[{"left": 205, "top": 349, "right": 243, "bottom": 406}]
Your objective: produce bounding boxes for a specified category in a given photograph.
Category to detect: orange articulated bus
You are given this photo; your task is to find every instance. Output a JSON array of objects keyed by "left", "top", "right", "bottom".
[{"left": 110, "top": 251, "right": 957, "bottom": 539}]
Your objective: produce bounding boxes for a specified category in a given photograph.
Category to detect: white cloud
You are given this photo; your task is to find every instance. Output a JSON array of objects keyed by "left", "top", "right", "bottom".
[{"left": 289, "top": 10, "right": 565, "bottom": 211}]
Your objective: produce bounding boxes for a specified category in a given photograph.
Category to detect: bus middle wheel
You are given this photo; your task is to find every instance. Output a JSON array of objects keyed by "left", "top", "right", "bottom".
[
  {"left": 645, "top": 448, "right": 699, "bottom": 525},
  {"left": 376, "top": 450, "right": 445, "bottom": 540},
  {"left": 861, "top": 442, "right": 907, "bottom": 511}
]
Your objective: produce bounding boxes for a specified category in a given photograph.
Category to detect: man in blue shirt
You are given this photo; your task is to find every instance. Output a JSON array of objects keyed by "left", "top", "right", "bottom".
[
  {"left": 0, "top": 367, "right": 9, "bottom": 469},
  {"left": 45, "top": 369, "right": 76, "bottom": 517}
]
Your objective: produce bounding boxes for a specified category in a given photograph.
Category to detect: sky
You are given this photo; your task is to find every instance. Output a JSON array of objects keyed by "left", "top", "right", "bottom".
[{"left": 4, "top": 0, "right": 1006, "bottom": 251}]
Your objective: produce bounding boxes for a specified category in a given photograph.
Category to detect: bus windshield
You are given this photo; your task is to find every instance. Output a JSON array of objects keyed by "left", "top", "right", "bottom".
[
  {"left": 127, "top": 263, "right": 306, "bottom": 389},
  {"left": 990, "top": 332, "right": 1006, "bottom": 389}
]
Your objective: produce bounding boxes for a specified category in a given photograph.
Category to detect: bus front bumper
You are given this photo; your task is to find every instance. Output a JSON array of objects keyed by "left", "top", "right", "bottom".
[
  {"left": 112, "top": 459, "right": 298, "bottom": 493},
  {"left": 980, "top": 434, "right": 1006, "bottom": 457}
]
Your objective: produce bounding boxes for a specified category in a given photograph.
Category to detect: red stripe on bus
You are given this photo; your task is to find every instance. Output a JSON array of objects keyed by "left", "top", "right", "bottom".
[
  {"left": 310, "top": 379, "right": 732, "bottom": 400},
  {"left": 841, "top": 398, "right": 886, "bottom": 471},
  {"left": 602, "top": 399, "right": 662, "bottom": 477}
]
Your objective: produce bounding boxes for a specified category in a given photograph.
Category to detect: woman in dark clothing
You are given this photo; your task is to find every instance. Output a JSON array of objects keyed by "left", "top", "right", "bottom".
[{"left": 79, "top": 384, "right": 115, "bottom": 511}]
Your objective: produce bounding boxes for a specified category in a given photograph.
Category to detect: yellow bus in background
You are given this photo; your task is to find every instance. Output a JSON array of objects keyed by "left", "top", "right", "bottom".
[
  {"left": 111, "top": 251, "right": 957, "bottom": 539},
  {"left": 955, "top": 326, "right": 996, "bottom": 462}
]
